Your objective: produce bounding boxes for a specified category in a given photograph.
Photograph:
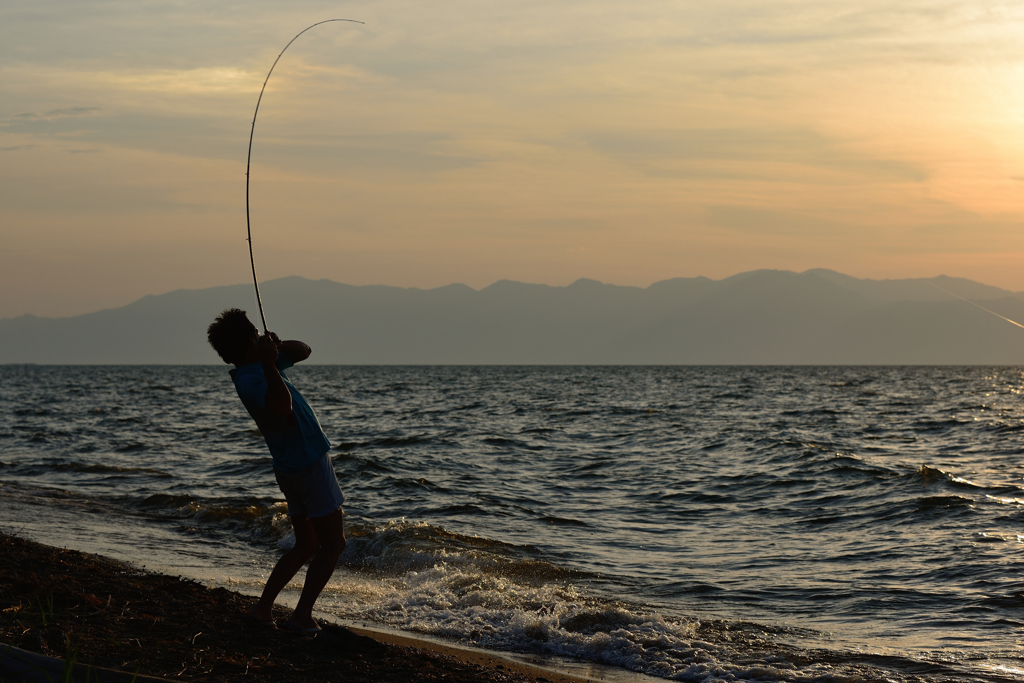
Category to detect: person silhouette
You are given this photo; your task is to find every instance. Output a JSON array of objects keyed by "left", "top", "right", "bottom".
[{"left": 207, "top": 308, "right": 345, "bottom": 635}]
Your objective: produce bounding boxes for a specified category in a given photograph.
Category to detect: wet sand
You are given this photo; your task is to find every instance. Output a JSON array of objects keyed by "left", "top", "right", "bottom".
[{"left": 0, "top": 532, "right": 598, "bottom": 683}]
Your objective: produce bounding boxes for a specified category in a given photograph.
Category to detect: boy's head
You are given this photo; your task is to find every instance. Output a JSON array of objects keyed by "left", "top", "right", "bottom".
[{"left": 207, "top": 308, "right": 259, "bottom": 365}]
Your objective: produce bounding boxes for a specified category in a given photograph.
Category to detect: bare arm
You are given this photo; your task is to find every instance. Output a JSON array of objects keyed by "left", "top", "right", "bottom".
[
  {"left": 280, "top": 340, "right": 311, "bottom": 363},
  {"left": 258, "top": 335, "right": 293, "bottom": 416}
]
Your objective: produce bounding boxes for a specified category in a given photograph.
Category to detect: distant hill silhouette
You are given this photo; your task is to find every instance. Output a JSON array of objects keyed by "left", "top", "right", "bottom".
[{"left": 3, "top": 269, "right": 1024, "bottom": 364}]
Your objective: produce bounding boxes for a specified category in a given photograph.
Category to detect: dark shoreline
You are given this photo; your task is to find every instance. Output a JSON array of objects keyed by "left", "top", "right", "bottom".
[{"left": 0, "top": 533, "right": 589, "bottom": 682}]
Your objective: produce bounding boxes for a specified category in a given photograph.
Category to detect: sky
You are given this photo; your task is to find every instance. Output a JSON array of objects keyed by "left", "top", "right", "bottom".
[{"left": 2, "top": 0, "right": 1023, "bottom": 319}]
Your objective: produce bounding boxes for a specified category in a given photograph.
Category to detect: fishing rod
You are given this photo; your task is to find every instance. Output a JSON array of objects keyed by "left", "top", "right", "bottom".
[
  {"left": 925, "top": 280, "right": 1024, "bottom": 331},
  {"left": 245, "top": 18, "right": 364, "bottom": 335}
]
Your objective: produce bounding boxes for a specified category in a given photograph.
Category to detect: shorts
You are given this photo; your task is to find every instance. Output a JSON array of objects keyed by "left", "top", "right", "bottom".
[{"left": 274, "top": 453, "right": 345, "bottom": 518}]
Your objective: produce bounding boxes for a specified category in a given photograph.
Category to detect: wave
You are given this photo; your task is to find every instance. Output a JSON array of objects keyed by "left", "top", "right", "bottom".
[
  {"left": 69, "top": 461, "right": 172, "bottom": 476},
  {"left": 481, "top": 436, "right": 548, "bottom": 451},
  {"left": 336, "top": 433, "right": 447, "bottom": 451},
  {"left": 13, "top": 408, "right": 53, "bottom": 416},
  {"left": 8, "top": 461, "right": 174, "bottom": 478},
  {"left": 0, "top": 480, "right": 292, "bottom": 546},
  {"left": 915, "top": 495, "right": 974, "bottom": 511},
  {"left": 325, "top": 519, "right": 958, "bottom": 682},
  {"left": 339, "top": 519, "right": 586, "bottom": 582},
  {"left": 912, "top": 465, "right": 988, "bottom": 491},
  {"left": 537, "top": 515, "right": 587, "bottom": 527},
  {"left": 133, "top": 493, "right": 290, "bottom": 542}
]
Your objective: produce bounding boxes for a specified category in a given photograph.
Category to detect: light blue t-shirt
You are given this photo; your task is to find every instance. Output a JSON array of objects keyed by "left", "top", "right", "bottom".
[{"left": 230, "top": 354, "right": 331, "bottom": 473}]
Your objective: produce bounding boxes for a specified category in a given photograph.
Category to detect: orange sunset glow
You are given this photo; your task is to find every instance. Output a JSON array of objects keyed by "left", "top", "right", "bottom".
[{"left": 2, "top": 0, "right": 1023, "bottom": 319}]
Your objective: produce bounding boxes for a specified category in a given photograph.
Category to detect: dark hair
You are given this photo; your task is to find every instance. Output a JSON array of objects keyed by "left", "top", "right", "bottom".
[{"left": 207, "top": 309, "right": 254, "bottom": 365}]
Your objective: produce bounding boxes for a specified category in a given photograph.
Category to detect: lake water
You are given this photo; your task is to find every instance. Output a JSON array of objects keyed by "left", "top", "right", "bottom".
[{"left": 2, "top": 365, "right": 1023, "bottom": 682}]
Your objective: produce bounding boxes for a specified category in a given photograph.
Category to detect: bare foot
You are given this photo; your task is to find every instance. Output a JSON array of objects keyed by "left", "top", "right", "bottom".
[
  {"left": 285, "top": 614, "right": 320, "bottom": 631},
  {"left": 243, "top": 608, "right": 276, "bottom": 628}
]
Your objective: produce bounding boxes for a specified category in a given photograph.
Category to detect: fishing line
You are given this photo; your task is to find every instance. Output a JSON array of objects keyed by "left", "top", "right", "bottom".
[
  {"left": 925, "top": 280, "right": 1024, "bottom": 331},
  {"left": 246, "top": 18, "right": 364, "bottom": 335}
]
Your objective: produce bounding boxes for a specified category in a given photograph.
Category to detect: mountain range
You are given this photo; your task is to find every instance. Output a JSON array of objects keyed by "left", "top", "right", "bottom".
[{"left": 3, "top": 269, "right": 1024, "bottom": 364}]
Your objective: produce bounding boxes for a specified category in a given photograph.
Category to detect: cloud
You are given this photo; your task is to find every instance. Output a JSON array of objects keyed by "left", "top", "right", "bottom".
[
  {"left": 95, "top": 67, "right": 257, "bottom": 94},
  {"left": 253, "top": 131, "right": 486, "bottom": 176},
  {"left": 581, "top": 128, "right": 927, "bottom": 182},
  {"left": 2, "top": 111, "right": 241, "bottom": 162},
  {"left": 11, "top": 107, "right": 100, "bottom": 121},
  {"left": 705, "top": 205, "right": 853, "bottom": 235},
  {"left": 1, "top": 173, "right": 216, "bottom": 214}
]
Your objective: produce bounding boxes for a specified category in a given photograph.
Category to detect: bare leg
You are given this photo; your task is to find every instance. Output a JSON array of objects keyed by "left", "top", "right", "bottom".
[
  {"left": 247, "top": 514, "right": 318, "bottom": 623},
  {"left": 287, "top": 508, "right": 346, "bottom": 630}
]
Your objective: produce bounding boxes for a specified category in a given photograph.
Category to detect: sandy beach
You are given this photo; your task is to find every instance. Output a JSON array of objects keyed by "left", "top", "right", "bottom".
[{"left": 0, "top": 532, "right": 600, "bottom": 683}]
